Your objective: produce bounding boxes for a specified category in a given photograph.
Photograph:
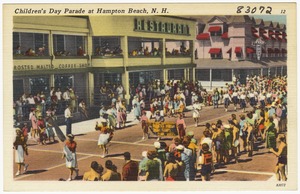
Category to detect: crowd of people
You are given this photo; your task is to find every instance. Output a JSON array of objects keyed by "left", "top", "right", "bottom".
[{"left": 14, "top": 75, "right": 288, "bottom": 181}]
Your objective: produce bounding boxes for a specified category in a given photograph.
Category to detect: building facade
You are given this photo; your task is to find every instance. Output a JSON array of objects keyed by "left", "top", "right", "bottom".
[
  {"left": 195, "top": 15, "right": 287, "bottom": 89},
  {"left": 13, "top": 16, "right": 196, "bottom": 106}
]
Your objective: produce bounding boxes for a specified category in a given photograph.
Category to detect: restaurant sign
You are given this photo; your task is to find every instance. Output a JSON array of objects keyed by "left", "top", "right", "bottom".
[{"left": 134, "top": 18, "right": 190, "bottom": 36}]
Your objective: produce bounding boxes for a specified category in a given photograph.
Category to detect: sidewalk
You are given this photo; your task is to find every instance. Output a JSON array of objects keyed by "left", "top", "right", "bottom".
[{"left": 56, "top": 104, "right": 201, "bottom": 136}]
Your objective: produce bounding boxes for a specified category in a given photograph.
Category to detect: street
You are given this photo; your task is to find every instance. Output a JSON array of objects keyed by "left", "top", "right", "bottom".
[{"left": 14, "top": 104, "right": 278, "bottom": 181}]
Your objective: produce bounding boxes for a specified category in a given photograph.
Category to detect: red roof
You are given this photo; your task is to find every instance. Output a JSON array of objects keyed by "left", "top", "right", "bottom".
[
  {"left": 235, "top": 47, "right": 242, "bottom": 53},
  {"left": 263, "top": 34, "right": 270, "bottom": 40},
  {"left": 268, "top": 30, "right": 274, "bottom": 35},
  {"left": 208, "top": 26, "right": 221, "bottom": 32},
  {"left": 246, "top": 47, "right": 255, "bottom": 53},
  {"left": 221, "top": 32, "right": 229, "bottom": 39},
  {"left": 196, "top": 33, "right": 210, "bottom": 40},
  {"left": 208, "top": 48, "right": 222, "bottom": 54},
  {"left": 226, "top": 48, "right": 232, "bottom": 53},
  {"left": 268, "top": 48, "right": 274, "bottom": 53}
]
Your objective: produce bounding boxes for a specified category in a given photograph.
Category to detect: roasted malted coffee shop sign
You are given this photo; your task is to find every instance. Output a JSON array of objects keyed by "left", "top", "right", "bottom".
[{"left": 13, "top": 63, "right": 90, "bottom": 71}]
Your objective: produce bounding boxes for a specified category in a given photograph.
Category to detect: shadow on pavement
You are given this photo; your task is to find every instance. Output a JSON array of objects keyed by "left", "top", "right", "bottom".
[
  {"left": 24, "top": 169, "right": 47, "bottom": 175},
  {"left": 74, "top": 134, "right": 86, "bottom": 137},
  {"left": 106, "top": 153, "right": 125, "bottom": 158},
  {"left": 237, "top": 158, "right": 253, "bottom": 163}
]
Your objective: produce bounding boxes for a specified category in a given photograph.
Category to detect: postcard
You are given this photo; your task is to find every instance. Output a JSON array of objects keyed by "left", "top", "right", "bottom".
[{"left": 2, "top": 2, "right": 297, "bottom": 191}]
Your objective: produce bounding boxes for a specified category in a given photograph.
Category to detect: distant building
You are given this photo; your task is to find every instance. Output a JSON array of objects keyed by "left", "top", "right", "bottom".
[{"left": 194, "top": 15, "right": 287, "bottom": 89}]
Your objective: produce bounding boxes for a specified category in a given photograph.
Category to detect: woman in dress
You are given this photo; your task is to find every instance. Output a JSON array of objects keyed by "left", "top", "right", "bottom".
[
  {"left": 97, "top": 120, "right": 112, "bottom": 158},
  {"left": 14, "top": 128, "right": 29, "bottom": 176},
  {"left": 63, "top": 134, "right": 79, "bottom": 181},
  {"left": 140, "top": 111, "right": 149, "bottom": 140}
]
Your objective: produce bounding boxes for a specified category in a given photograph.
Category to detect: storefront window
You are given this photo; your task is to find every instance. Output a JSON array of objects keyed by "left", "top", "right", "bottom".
[
  {"left": 53, "top": 35, "right": 86, "bottom": 56},
  {"left": 13, "top": 32, "right": 49, "bottom": 57},
  {"left": 168, "top": 69, "right": 184, "bottom": 81},
  {"left": 29, "top": 77, "right": 50, "bottom": 95},
  {"left": 196, "top": 69, "right": 210, "bottom": 81},
  {"left": 212, "top": 69, "right": 232, "bottom": 81},
  {"left": 129, "top": 71, "right": 163, "bottom": 87},
  {"left": 93, "top": 37, "right": 122, "bottom": 57},
  {"left": 128, "top": 37, "right": 161, "bottom": 57},
  {"left": 54, "top": 75, "right": 74, "bottom": 90},
  {"left": 166, "top": 40, "right": 191, "bottom": 57}
]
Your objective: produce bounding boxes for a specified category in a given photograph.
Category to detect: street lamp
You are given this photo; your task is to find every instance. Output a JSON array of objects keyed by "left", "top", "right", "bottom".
[{"left": 252, "top": 37, "right": 266, "bottom": 61}]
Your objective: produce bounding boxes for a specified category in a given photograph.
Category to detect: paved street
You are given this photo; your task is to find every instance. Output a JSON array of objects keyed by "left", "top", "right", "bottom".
[{"left": 14, "top": 104, "right": 279, "bottom": 181}]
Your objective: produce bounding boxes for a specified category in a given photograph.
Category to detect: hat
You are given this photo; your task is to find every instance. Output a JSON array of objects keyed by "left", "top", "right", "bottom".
[
  {"left": 67, "top": 134, "right": 74, "bottom": 139},
  {"left": 154, "top": 142, "right": 161, "bottom": 149},
  {"left": 142, "top": 151, "right": 148, "bottom": 158},
  {"left": 187, "top": 131, "right": 194, "bottom": 137},
  {"left": 176, "top": 145, "right": 184, "bottom": 150},
  {"left": 223, "top": 124, "right": 231, "bottom": 129},
  {"left": 15, "top": 128, "right": 21, "bottom": 132}
]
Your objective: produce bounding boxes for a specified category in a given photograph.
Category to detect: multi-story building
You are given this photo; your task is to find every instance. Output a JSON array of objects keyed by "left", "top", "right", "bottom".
[
  {"left": 13, "top": 16, "right": 196, "bottom": 106},
  {"left": 194, "top": 15, "right": 287, "bottom": 89}
]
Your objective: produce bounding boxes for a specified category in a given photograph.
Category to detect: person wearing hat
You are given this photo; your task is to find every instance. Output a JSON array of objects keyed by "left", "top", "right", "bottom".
[
  {"left": 176, "top": 143, "right": 192, "bottom": 181},
  {"left": 97, "top": 119, "right": 111, "bottom": 158},
  {"left": 269, "top": 134, "right": 287, "bottom": 181},
  {"left": 64, "top": 134, "right": 79, "bottom": 181},
  {"left": 154, "top": 142, "right": 167, "bottom": 172},
  {"left": 199, "top": 143, "right": 213, "bottom": 181},
  {"left": 122, "top": 152, "right": 139, "bottom": 181},
  {"left": 64, "top": 104, "right": 73, "bottom": 135},
  {"left": 82, "top": 161, "right": 103, "bottom": 181},
  {"left": 138, "top": 151, "right": 149, "bottom": 181},
  {"left": 14, "top": 128, "right": 29, "bottom": 176}
]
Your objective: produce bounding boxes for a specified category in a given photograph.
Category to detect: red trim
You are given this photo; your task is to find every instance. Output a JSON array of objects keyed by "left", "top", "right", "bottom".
[
  {"left": 208, "top": 48, "right": 222, "bottom": 54},
  {"left": 268, "top": 30, "right": 274, "bottom": 35},
  {"left": 235, "top": 47, "right": 242, "bottom": 53},
  {"left": 196, "top": 33, "right": 210, "bottom": 40},
  {"left": 221, "top": 32, "right": 229, "bottom": 39},
  {"left": 227, "top": 48, "right": 232, "bottom": 53},
  {"left": 208, "top": 26, "right": 221, "bottom": 32}
]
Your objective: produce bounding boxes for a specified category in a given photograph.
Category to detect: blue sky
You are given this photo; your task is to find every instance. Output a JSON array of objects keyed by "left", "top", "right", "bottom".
[{"left": 252, "top": 15, "right": 286, "bottom": 24}]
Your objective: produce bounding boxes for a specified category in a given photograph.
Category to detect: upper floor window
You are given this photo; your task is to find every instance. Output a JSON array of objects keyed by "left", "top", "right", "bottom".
[
  {"left": 166, "top": 40, "right": 191, "bottom": 57},
  {"left": 128, "top": 37, "right": 161, "bottom": 57},
  {"left": 53, "top": 35, "right": 86, "bottom": 56},
  {"left": 93, "top": 36, "right": 122, "bottom": 57},
  {"left": 208, "top": 26, "right": 222, "bottom": 36},
  {"left": 13, "top": 32, "right": 49, "bottom": 57}
]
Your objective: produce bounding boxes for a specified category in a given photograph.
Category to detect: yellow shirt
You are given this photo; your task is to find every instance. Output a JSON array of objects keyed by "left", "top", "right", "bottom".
[
  {"left": 83, "top": 169, "right": 101, "bottom": 181},
  {"left": 101, "top": 169, "right": 120, "bottom": 181}
]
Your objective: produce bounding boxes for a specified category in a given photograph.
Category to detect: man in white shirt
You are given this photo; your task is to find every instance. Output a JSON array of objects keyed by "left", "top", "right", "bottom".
[{"left": 64, "top": 105, "right": 72, "bottom": 135}]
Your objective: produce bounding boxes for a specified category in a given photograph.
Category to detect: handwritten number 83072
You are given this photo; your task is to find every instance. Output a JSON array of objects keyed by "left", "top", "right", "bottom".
[{"left": 236, "top": 6, "right": 273, "bottom": 14}]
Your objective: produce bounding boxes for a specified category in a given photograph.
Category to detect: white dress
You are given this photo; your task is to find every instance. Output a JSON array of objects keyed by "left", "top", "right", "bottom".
[
  {"left": 15, "top": 145, "right": 24, "bottom": 163},
  {"left": 192, "top": 103, "right": 201, "bottom": 118}
]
